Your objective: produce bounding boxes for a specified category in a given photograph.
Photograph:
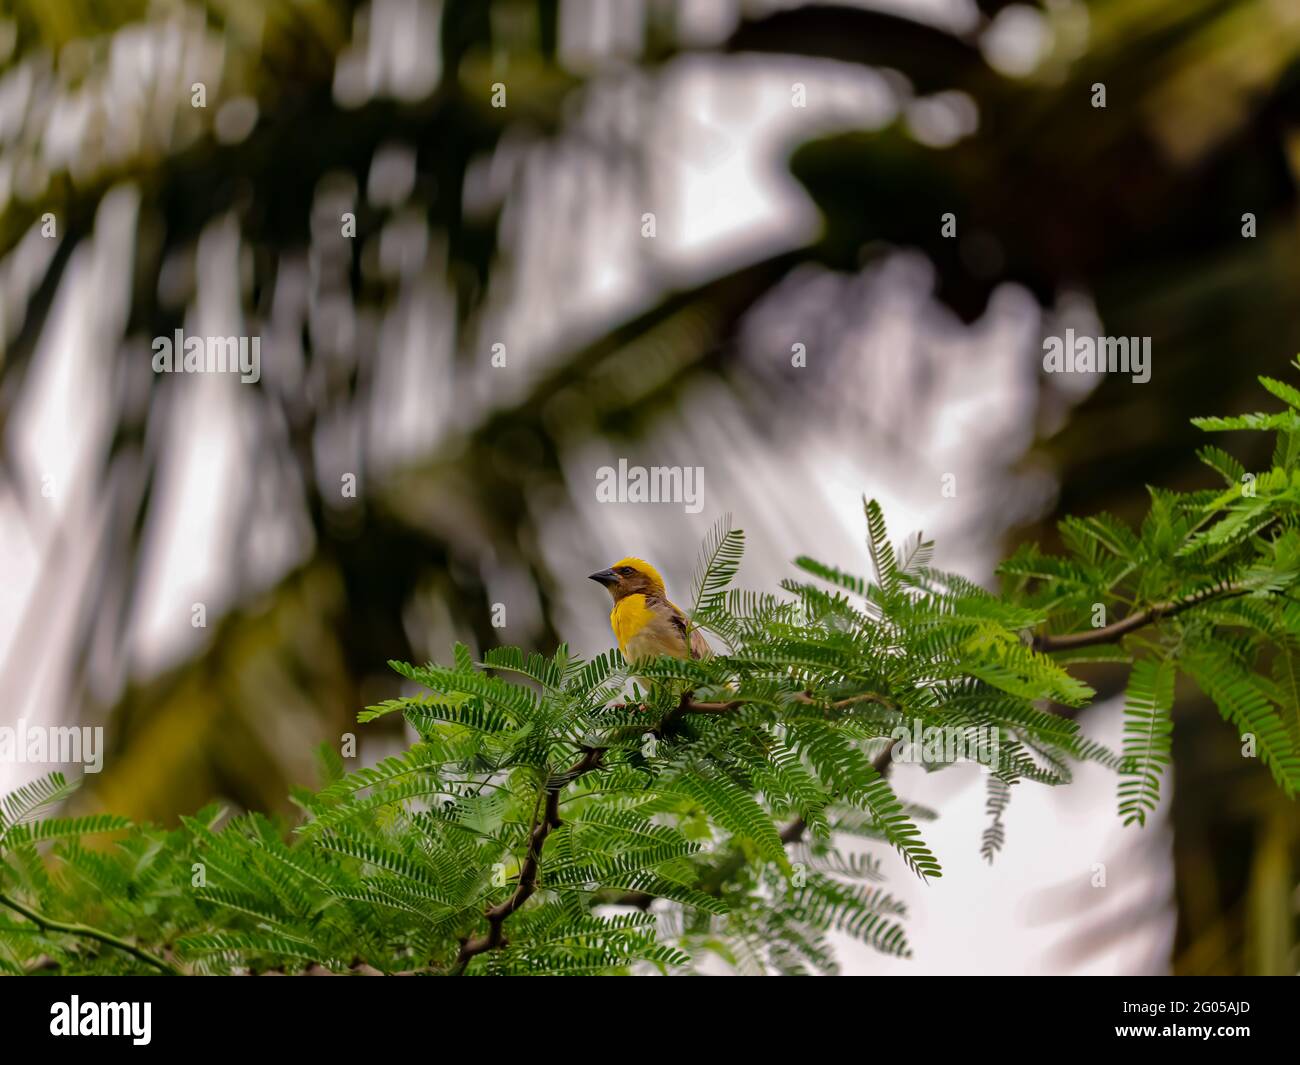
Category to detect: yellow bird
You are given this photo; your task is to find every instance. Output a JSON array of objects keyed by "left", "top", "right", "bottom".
[{"left": 588, "top": 558, "right": 711, "bottom": 664}]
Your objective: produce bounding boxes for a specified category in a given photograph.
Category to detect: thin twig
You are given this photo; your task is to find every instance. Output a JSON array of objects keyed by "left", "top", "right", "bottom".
[
  {"left": 451, "top": 747, "right": 604, "bottom": 973},
  {"left": 0, "top": 890, "right": 180, "bottom": 975},
  {"left": 1032, "top": 583, "right": 1246, "bottom": 652},
  {"left": 776, "top": 739, "right": 898, "bottom": 850},
  {"left": 614, "top": 738, "right": 898, "bottom": 908}
]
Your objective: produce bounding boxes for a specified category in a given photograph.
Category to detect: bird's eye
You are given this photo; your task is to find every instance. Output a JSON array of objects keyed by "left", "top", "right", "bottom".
[{"left": 619, "top": 567, "right": 633, "bottom": 575}]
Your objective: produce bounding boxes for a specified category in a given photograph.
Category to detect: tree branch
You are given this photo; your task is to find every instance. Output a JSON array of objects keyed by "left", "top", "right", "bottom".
[
  {"left": 1031, "top": 583, "right": 1247, "bottom": 653},
  {"left": 452, "top": 746, "right": 604, "bottom": 973},
  {"left": 608, "top": 587, "right": 1221, "bottom": 916},
  {"left": 0, "top": 890, "right": 180, "bottom": 975},
  {"left": 613, "top": 738, "right": 898, "bottom": 908},
  {"left": 775, "top": 739, "right": 898, "bottom": 850},
  {"left": 674, "top": 689, "right": 898, "bottom": 716}
]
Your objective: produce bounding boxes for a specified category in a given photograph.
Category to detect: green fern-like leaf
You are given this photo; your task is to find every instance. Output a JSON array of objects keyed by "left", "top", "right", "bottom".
[
  {"left": 690, "top": 512, "right": 745, "bottom": 618},
  {"left": 1117, "top": 657, "right": 1176, "bottom": 826}
]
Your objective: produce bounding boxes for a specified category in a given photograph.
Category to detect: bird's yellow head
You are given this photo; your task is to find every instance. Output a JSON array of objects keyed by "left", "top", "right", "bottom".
[{"left": 588, "top": 557, "right": 666, "bottom": 602}]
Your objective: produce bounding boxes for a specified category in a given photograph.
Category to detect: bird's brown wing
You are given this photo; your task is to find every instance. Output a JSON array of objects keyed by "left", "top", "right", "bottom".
[
  {"left": 666, "top": 600, "right": 712, "bottom": 659},
  {"left": 689, "top": 626, "right": 712, "bottom": 659}
]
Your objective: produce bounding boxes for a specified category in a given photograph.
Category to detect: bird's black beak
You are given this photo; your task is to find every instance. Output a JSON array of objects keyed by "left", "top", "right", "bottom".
[{"left": 588, "top": 569, "right": 619, "bottom": 587}]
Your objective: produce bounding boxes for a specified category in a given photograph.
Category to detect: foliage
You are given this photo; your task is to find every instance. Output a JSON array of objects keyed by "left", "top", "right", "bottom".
[{"left": 2, "top": 369, "right": 1298, "bottom": 975}]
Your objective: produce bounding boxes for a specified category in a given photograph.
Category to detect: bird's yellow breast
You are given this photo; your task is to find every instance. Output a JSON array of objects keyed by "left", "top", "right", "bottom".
[
  {"left": 610, "top": 594, "right": 656, "bottom": 650},
  {"left": 610, "top": 595, "right": 689, "bottom": 662}
]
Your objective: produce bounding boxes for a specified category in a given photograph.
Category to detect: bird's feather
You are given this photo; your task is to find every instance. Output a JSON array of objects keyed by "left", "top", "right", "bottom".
[{"left": 611, "top": 594, "right": 709, "bottom": 661}]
